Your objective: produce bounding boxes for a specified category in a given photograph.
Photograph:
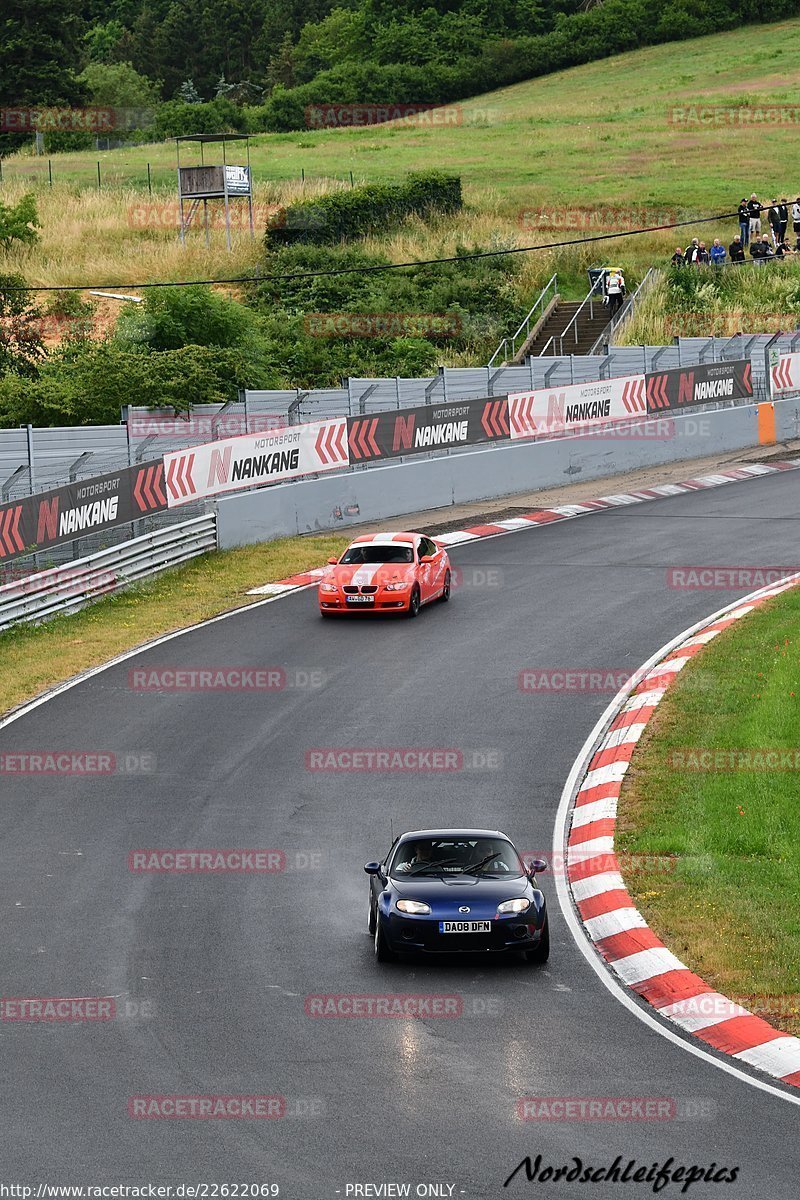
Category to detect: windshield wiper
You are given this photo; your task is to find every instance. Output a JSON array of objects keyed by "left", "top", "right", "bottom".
[
  {"left": 409, "top": 857, "right": 462, "bottom": 875},
  {"left": 464, "top": 852, "right": 502, "bottom": 874}
]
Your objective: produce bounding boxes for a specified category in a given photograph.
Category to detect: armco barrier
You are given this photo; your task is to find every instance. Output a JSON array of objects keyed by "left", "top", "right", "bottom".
[
  {"left": 0, "top": 514, "right": 216, "bottom": 631},
  {"left": 215, "top": 400, "right": 775, "bottom": 547}
]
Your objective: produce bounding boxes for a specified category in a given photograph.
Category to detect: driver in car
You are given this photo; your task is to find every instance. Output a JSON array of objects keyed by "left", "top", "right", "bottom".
[{"left": 394, "top": 841, "right": 434, "bottom": 873}]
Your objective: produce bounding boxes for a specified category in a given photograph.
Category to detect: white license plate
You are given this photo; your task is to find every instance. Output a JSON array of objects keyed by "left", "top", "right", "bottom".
[
  {"left": 346, "top": 595, "right": 374, "bottom": 604},
  {"left": 439, "top": 920, "right": 491, "bottom": 934}
]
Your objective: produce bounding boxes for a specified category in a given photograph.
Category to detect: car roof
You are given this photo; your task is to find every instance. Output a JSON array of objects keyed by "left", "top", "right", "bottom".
[
  {"left": 349, "top": 531, "right": 419, "bottom": 545},
  {"left": 397, "top": 828, "right": 510, "bottom": 842}
]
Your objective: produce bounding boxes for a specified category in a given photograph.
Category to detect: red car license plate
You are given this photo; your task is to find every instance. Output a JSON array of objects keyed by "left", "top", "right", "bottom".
[{"left": 345, "top": 595, "right": 375, "bottom": 604}]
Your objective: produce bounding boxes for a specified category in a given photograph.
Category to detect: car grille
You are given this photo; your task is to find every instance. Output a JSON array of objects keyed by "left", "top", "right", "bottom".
[
  {"left": 343, "top": 585, "right": 378, "bottom": 594},
  {"left": 343, "top": 586, "right": 359, "bottom": 594},
  {"left": 361, "top": 585, "right": 378, "bottom": 594}
]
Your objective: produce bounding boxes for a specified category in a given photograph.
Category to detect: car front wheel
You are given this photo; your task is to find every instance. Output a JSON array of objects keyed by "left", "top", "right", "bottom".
[
  {"left": 440, "top": 570, "right": 451, "bottom": 602},
  {"left": 368, "top": 893, "right": 377, "bottom": 934},
  {"left": 407, "top": 585, "right": 421, "bottom": 618}
]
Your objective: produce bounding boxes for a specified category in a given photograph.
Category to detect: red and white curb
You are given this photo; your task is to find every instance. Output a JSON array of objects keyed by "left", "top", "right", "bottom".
[
  {"left": 562, "top": 571, "right": 800, "bottom": 1096},
  {"left": 245, "top": 461, "right": 799, "bottom": 595}
]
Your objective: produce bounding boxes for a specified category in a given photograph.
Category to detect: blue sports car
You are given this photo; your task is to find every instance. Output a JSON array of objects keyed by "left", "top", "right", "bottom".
[{"left": 364, "top": 828, "right": 549, "bottom": 963}]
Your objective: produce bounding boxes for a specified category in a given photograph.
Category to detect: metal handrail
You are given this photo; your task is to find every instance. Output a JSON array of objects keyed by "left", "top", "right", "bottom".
[
  {"left": 588, "top": 267, "right": 657, "bottom": 355},
  {"left": 546, "top": 273, "right": 607, "bottom": 358},
  {"left": 488, "top": 272, "right": 558, "bottom": 367}
]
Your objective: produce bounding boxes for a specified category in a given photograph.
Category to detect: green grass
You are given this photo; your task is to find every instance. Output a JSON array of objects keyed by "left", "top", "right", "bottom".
[
  {"left": 0, "top": 532, "right": 349, "bottom": 718},
  {"left": 618, "top": 586, "right": 800, "bottom": 1036},
  {"left": 5, "top": 19, "right": 800, "bottom": 213}
]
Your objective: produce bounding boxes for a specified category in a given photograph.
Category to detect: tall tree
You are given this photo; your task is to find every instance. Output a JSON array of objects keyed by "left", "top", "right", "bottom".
[{"left": 0, "top": 0, "right": 86, "bottom": 153}]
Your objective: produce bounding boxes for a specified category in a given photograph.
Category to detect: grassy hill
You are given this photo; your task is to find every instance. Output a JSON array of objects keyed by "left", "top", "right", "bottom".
[{"left": 3, "top": 18, "right": 800, "bottom": 298}]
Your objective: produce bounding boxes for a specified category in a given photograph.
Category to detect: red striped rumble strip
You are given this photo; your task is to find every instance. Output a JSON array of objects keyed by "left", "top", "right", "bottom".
[
  {"left": 567, "top": 573, "right": 800, "bottom": 1090},
  {"left": 246, "top": 460, "right": 799, "bottom": 594}
]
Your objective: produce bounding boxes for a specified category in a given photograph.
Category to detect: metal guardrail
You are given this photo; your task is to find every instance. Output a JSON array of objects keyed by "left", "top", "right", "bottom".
[
  {"left": 488, "top": 273, "right": 558, "bottom": 367},
  {"left": 0, "top": 514, "right": 217, "bottom": 632}
]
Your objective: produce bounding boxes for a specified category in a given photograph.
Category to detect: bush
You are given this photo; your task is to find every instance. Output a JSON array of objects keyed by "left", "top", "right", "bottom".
[
  {"left": 115, "top": 284, "right": 259, "bottom": 351},
  {"left": 265, "top": 171, "right": 462, "bottom": 249},
  {"left": 0, "top": 195, "right": 41, "bottom": 252}
]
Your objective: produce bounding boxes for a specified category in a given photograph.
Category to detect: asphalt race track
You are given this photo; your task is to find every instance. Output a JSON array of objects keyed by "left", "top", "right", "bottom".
[{"left": 2, "top": 471, "right": 798, "bottom": 1197}]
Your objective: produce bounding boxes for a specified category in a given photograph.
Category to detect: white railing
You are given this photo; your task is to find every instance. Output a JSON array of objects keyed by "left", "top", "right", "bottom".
[
  {"left": 0, "top": 514, "right": 216, "bottom": 632},
  {"left": 488, "top": 273, "right": 558, "bottom": 367}
]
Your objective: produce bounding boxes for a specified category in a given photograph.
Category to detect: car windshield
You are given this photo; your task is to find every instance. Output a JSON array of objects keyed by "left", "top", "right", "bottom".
[
  {"left": 340, "top": 545, "right": 414, "bottom": 565},
  {"left": 389, "top": 838, "right": 525, "bottom": 877}
]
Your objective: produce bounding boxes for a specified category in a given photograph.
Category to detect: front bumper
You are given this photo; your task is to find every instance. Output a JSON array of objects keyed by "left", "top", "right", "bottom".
[
  {"left": 383, "top": 912, "right": 545, "bottom": 954},
  {"left": 319, "top": 592, "right": 410, "bottom": 613}
]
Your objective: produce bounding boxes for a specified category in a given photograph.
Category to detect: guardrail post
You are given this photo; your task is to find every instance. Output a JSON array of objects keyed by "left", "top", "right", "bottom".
[
  {"left": 764, "top": 331, "right": 781, "bottom": 401},
  {"left": 26, "top": 425, "right": 36, "bottom": 495}
]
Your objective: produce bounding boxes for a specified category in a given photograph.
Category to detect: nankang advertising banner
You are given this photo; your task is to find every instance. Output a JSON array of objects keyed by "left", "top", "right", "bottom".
[
  {"left": 0, "top": 462, "right": 168, "bottom": 563},
  {"left": 346, "top": 396, "right": 509, "bottom": 463},
  {"left": 507, "top": 374, "right": 646, "bottom": 440},
  {"left": 163, "top": 418, "right": 349, "bottom": 506},
  {"left": 646, "top": 359, "right": 752, "bottom": 413}
]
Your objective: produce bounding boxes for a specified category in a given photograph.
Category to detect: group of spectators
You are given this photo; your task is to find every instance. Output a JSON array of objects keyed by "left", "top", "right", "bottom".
[{"left": 670, "top": 194, "right": 800, "bottom": 268}]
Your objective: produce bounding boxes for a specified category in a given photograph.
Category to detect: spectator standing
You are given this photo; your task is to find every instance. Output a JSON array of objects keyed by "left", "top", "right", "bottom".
[
  {"left": 670, "top": 246, "right": 685, "bottom": 266},
  {"left": 737, "top": 198, "right": 750, "bottom": 246},
  {"left": 685, "top": 238, "right": 700, "bottom": 265},
  {"left": 768, "top": 199, "right": 781, "bottom": 246},
  {"left": 793, "top": 197, "right": 800, "bottom": 236},
  {"left": 710, "top": 238, "right": 726, "bottom": 265},
  {"left": 697, "top": 242, "right": 710, "bottom": 264},
  {"left": 729, "top": 234, "right": 745, "bottom": 263},
  {"left": 748, "top": 194, "right": 762, "bottom": 240},
  {"left": 778, "top": 198, "right": 789, "bottom": 243}
]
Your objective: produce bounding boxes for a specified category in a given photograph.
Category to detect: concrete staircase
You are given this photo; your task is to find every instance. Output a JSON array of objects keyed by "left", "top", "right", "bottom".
[{"left": 516, "top": 297, "right": 611, "bottom": 359}]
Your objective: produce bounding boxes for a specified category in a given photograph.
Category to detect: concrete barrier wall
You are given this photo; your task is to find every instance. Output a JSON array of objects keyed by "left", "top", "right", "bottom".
[{"left": 216, "top": 402, "right": 790, "bottom": 548}]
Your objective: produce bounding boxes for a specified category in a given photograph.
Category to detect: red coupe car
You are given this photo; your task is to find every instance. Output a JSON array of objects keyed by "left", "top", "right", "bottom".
[{"left": 318, "top": 532, "right": 451, "bottom": 617}]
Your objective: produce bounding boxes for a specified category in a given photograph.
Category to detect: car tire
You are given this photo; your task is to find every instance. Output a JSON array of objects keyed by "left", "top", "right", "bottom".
[
  {"left": 440, "top": 570, "right": 451, "bottom": 602},
  {"left": 374, "top": 915, "right": 396, "bottom": 962},
  {"left": 407, "top": 585, "right": 421, "bottom": 618},
  {"left": 368, "top": 893, "right": 377, "bottom": 935},
  {"left": 525, "top": 914, "right": 550, "bottom": 964}
]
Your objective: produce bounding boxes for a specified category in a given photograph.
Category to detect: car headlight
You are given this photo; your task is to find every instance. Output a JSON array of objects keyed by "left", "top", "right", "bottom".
[
  {"left": 396, "top": 899, "right": 431, "bottom": 915},
  {"left": 384, "top": 581, "right": 411, "bottom": 591},
  {"left": 319, "top": 581, "right": 338, "bottom": 593},
  {"left": 497, "top": 898, "right": 531, "bottom": 915}
]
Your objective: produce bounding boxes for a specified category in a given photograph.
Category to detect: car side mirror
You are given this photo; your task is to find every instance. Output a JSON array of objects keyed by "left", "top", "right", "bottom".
[
  {"left": 327, "top": 557, "right": 338, "bottom": 565},
  {"left": 364, "top": 862, "right": 383, "bottom": 875},
  {"left": 420, "top": 555, "right": 434, "bottom": 563},
  {"left": 528, "top": 857, "right": 548, "bottom": 875}
]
